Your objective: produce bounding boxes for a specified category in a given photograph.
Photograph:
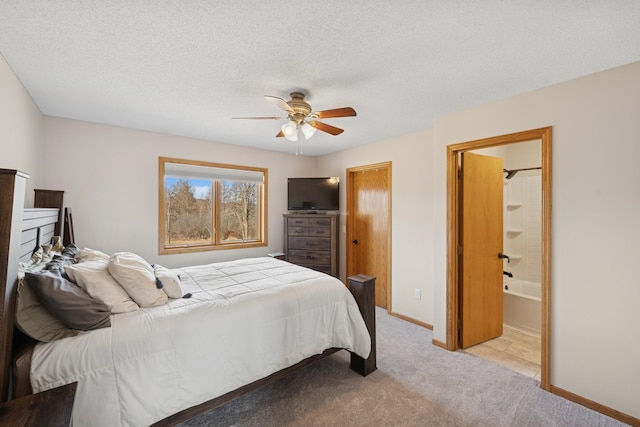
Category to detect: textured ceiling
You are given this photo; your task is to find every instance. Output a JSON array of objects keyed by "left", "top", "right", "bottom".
[{"left": 1, "top": 1, "right": 640, "bottom": 156}]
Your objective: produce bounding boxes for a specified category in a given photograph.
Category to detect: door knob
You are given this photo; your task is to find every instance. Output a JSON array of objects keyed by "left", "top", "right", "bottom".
[{"left": 352, "top": 239, "right": 358, "bottom": 244}]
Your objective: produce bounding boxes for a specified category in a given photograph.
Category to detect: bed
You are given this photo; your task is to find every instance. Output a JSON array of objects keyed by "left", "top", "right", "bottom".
[{"left": 0, "top": 169, "right": 376, "bottom": 426}]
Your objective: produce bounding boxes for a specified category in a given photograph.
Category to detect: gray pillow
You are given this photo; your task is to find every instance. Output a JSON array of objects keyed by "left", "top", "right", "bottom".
[
  {"left": 15, "top": 278, "right": 78, "bottom": 342},
  {"left": 24, "top": 270, "right": 111, "bottom": 331}
]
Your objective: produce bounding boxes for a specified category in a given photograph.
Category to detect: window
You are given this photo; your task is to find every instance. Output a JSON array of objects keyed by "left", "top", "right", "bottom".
[{"left": 159, "top": 157, "right": 267, "bottom": 254}]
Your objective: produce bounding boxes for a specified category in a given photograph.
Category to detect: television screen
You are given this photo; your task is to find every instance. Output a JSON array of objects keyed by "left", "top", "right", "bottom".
[{"left": 287, "top": 177, "right": 340, "bottom": 211}]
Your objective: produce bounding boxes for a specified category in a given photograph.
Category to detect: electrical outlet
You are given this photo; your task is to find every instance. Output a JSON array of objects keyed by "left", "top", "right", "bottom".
[{"left": 414, "top": 289, "right": 421, "bottom": 300}]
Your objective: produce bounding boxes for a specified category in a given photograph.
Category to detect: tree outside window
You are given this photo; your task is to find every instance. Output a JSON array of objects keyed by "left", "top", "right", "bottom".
[
  {"left": 220, "top": 180, "right": 258, "bottom": 242},
  {"left": 165, "top": 178, "right": 213, "bottom": 245},
  {"left": 159, "top": 157, "right": 267, "bottom": 254}
]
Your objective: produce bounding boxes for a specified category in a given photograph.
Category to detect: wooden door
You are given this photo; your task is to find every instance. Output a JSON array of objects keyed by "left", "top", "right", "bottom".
[
  {"left": 347, "top": 163, "right": 391, "bottom": 309},
  {"left": 460, "top": 152, "right": 503, "bottom": 348}
]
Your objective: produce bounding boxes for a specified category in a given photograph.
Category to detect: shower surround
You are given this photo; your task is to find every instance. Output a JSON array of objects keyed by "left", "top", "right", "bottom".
[{"left": 503, "top": 170, "right": 541, "bottom": 335}]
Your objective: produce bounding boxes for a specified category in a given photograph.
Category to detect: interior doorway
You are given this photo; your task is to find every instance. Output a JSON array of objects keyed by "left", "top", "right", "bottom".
[
  {"left": 346, "top": 162, "right": 392, "bottom": 309},
  {"left": 445, "top": 127, "right": 552, "bottom": 391},
  {"left": 460, "top": 143, "right": 543, "bottom": 379}
]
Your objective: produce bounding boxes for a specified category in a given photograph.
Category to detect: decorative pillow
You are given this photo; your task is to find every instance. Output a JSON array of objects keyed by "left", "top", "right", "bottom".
[
  {"left": 108, "top": 252, "right": 168, "bottom": 307},
  {"left": 65, "top": 260, "right": 139, "bottom": 313},
  {"left": 25, "top": 270, "right": 111, "bottom": 331},
  {"left": 154, "top": 264, "right": 183, "bottom": 299},
  {"left": 75, "top": 248, "right": 110, "bottom": 263},
  {"left": 15, "top": 277, "right": 78, "bottom": 342}
]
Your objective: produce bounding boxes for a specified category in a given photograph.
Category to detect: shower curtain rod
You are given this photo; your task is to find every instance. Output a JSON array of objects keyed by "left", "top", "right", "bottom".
[{"left": 503, "top": 166, "right": 541, "bottom": 179}]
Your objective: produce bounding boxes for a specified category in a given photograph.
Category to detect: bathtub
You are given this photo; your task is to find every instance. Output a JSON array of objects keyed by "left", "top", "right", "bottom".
[{"left": 503, "top": 278, "right": 541, "bottom": 336}]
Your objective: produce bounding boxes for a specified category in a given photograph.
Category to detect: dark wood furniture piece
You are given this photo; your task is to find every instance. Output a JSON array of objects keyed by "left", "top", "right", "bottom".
[
  {"left": 33, "top": 189, "right": 64, "bottom": 240},
  {"left": 0, "top": 169, "right": 30, "bottom": 403},
  {"left": 0, "top": 169, "right": 376, "bottom": 425},
  {"left": 348, "top": 274, "right": 377, "bottom": 376},
  {"left": 283, "top": 213, "right": 339, "bottom": 277},
  {"left": 33, "top": 189, "right": 75, "bottom": 246},
  {"left": 0, "top": 382, "right": 76, "bottom": 427}
]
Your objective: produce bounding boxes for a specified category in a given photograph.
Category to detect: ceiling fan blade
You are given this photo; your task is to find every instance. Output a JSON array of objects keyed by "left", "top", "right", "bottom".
[
  {"left": 232, "top": 116, "right": 282, "bottom": 120},
  {"left": 313, "top": 107, "right": 357, "bottom": 119},
  {"left": 264, "top": 95, "right": 293, "bottom": 113},
  {"left": 308, "top": 120, "right": 344, "bottom": 136},
  {"left": 276, "top": 130, "right": 284, "bottom": 138}
]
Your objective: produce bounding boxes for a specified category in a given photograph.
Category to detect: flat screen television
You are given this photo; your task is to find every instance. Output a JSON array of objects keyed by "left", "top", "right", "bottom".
[{"left": 287, "top": 177, "right": 340, "bottom": 211}]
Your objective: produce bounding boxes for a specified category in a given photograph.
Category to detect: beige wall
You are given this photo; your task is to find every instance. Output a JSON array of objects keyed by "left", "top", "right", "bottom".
[
  {"left": 432, "top": 61, "right": 640, "bottom": 418},
  {"left": 316, "top": 129, "right": 435, "bottom": 325},
  {"left": 42, "top": 117, "right": 317, "bottom": 268},
  {"left": 503, "top": 139, "right": 541, "bottom": 170},
  {"left": 0, "top": 55, "right": 45, "bottom": 206}
]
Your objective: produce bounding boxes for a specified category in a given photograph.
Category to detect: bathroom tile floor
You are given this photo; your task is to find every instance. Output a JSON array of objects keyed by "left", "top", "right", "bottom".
[{"left": 461, "top": 325, "right": 541, "bottom": 380}]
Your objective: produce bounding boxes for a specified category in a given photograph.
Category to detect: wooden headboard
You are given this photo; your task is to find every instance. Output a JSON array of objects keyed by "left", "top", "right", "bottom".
[{"left": 0, "top": 169, "right": 61, "bottom": 402}]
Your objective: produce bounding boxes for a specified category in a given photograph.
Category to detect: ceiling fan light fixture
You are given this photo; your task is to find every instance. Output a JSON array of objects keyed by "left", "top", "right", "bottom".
[
  {"left": 301, "top": 122, "right": 317, "bottom": 139},
  {"left": 282, "top": 121, "right": 298, "bottom": 141},
  {"left": 236, "top": 93, "right": 356, "bottom": 148}
]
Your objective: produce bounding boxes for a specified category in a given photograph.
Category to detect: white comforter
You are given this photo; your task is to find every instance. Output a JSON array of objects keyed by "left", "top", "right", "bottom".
[{"left": 30, "top": 257, "right": 371, "bottom": 426}]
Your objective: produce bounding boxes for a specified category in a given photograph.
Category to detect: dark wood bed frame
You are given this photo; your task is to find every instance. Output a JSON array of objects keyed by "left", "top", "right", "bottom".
[{"left": 0, "top": 168, "right": 376, "bottom": 425}]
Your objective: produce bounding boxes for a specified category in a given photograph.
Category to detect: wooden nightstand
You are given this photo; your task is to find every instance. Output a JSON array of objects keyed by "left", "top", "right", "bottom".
[{"left": 0, "top": 382, "right": 77, "bottom": 426}]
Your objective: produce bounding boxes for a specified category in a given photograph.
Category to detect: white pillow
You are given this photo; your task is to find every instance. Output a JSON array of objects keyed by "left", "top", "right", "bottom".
[
  {"left": 65, "top": 260, "right": 139, "bottom": 313},
  {"left": 154, "top": 264, "right": 183, "bottom": 299},
  {"left": 108, "top": 252, "right": 168, "bottom": 307},
  {"left": 76, "top": 248, "right": 110, "bottom": 263}
]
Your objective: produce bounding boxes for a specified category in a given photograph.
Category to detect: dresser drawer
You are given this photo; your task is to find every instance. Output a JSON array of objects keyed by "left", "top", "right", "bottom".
[
  {"left": 287, "top": 226, "right": 309, "bottom": 236},
  {"left": 309, "top": 217, "right": 332, "bottom": 227},
  {"left": 288, "top": 250, "right": 331, "bottom": 265},
  {"left": 287, "top": 217, "right": 309, "bottom": 227},
  {"left": 307, "top": 226, "right": 331, "bottom": 237},
  {"left": 289, "top": 236, "right": 331, "bottom": 251}
]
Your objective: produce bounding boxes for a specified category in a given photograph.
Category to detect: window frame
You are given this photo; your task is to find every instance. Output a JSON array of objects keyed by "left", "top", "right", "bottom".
[{"left": 158, "top": 156, "right": 268, "bottom": 255}]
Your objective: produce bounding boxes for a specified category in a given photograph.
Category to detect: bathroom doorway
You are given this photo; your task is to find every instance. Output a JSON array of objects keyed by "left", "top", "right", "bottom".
[
  {"left": 445, "top": 127, "right": 552, "bottom": 391},
  {"left": 461, "top": 141, "right": 542, "bottom": 379}
]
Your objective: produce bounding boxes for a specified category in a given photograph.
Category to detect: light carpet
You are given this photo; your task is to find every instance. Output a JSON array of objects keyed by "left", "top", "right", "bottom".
[{"left": 177, "top": 308, "right": 628, "bottom": 426}]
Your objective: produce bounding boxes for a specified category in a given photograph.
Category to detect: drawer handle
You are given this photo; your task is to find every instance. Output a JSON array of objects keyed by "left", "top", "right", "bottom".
[
  {"left": 295, "top": 230, "right": 304, "bottom": 233},
  {"left": 305, "top": 255, "right": 315, "bottom": 259},
  {"left": 306, "top": 242, "right": 316, "bottom": 246}
]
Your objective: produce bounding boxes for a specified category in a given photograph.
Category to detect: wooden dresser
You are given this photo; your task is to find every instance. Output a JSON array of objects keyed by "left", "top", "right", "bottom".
[{"left": 283, "top": 213, "right": 339, "bottom": 277}]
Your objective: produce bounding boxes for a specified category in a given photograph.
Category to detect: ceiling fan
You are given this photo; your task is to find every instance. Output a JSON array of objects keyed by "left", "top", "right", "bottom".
[{"left": 233, "top": 92, "right": 357, "bottom": 142}]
